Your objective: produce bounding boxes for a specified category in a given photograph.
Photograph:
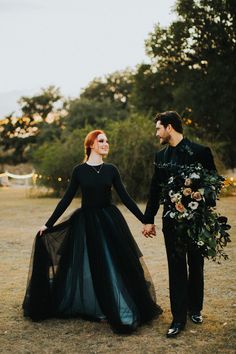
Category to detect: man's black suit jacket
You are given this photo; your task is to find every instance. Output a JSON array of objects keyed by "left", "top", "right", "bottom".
[{"left": 143, "top": 138, "right": 217, "bottom": 224}]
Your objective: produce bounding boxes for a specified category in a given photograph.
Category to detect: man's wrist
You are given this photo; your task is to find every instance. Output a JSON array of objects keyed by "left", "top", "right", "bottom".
[{"left": 143, "top": 217, "right": 155, "bottom": 224}]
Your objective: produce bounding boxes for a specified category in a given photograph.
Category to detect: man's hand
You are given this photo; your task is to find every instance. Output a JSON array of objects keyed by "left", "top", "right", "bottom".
[{"left": 142, "top": 224, "right": 156, "bottom": 238}]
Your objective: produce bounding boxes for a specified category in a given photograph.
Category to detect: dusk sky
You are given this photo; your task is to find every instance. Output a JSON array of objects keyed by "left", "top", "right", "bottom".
[{"left": 0, "top": 0, "right": 176, "bottom": 116}]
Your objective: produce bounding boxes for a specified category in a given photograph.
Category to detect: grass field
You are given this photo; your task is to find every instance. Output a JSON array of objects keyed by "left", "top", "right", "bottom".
[{"left": 0, "top": 187, "right": 235, "bottom": 353}]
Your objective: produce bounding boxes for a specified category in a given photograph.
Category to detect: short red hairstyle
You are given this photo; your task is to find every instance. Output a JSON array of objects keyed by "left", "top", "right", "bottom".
[{"left": 83, "top": 129, "right": 105, "bottom": 161}]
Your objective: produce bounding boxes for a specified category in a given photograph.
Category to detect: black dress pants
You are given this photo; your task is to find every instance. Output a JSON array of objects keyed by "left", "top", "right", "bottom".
[{"left": 163, "top": 220, "right": 204, "bottom": 324}]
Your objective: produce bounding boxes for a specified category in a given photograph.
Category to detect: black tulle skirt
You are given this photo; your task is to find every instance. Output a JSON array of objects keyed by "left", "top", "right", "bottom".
[{"left": 23, "top": 205, "right": 162, "bottom": 333}]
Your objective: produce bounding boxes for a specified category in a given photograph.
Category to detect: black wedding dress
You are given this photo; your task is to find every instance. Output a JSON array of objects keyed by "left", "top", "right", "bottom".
[{"left": 23, "top": 162, "right": 162, "bottom": 333}]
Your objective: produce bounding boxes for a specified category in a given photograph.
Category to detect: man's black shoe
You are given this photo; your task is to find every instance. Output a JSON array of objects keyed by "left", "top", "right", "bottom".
[
  {"left": 189, "top": 313, "right": 203, "bottom": 324},
  {"left": 166, "top": 322, "right": 185, "bottom": 338}
]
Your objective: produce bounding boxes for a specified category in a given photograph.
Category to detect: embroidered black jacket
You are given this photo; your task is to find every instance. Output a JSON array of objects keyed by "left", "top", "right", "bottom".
[{"left": 143, "top": 138, "right": 217, "bottom": 224}]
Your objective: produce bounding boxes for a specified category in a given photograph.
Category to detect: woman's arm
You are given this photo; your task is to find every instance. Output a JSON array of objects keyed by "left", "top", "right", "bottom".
[
  {"left": 44, "top": 167, "right": 79, "bottom": 228},
  {"left": 143, "top": 156, "right": 162, "bottom": 224},
  {"left": 112, "top": 165, "right": 144, "bottom": 223}
]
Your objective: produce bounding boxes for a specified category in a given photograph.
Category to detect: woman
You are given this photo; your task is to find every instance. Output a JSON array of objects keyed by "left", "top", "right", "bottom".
[{"left": 23, "top": 130, "right": 162, "bottom": 334}]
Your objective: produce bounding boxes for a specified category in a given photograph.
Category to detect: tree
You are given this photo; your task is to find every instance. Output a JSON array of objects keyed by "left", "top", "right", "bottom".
[
  {"left": 80, "top": 69, "right": 134, "bottom": 110},
  {"left": 131, "top": 64, "right": 174, "bottom": 114},
  {"left": 19, "top": 86, "right": 62, "bottom": 120},
  {"left": 0, "top": 86, "right": 64, "bottom": 163},
  {"left": 62, "top": 69, "right": 135, "bottom": 132},
  {"left": 32, "top": 127, "right": 91, "bottom": 195},
  {"left": 64, "top": 97, "right": 128, "bottom": 131},
  {"left": 105, "top": 115, "right": 159, "bottom": 200},
  {"left": 143, "top": 0, "right": 236, "bottom": 167},
  {"left": 32, "top": 115, "right": 160, "bottom": 199}
]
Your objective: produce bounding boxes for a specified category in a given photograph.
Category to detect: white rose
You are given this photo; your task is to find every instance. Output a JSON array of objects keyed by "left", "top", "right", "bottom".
[
  {"left": 174, "top": 193, "right": 181, "bottom": 200},
  {"left": 171, "top": 193, "right": 182, "bottom": 203},
  {"left": 188, "top": 201, "right": 199, "bottom": 210},
  {"left": 169, "top": 190, "right": 175, "bottom": 198},
  {"left": 189, "top": 172, "right": 200, "bottom": 179}
]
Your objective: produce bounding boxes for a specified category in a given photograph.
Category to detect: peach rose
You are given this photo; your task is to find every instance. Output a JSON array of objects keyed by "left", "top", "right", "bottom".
[
  {"left": 175, "top": 202, "right": 186, "bottom": 213},
  {"left": 183, "top": 188, "right": 192, "bottom": 196},
  {"left": 192, "top": 191, "right": 202, "bottom": 201}
]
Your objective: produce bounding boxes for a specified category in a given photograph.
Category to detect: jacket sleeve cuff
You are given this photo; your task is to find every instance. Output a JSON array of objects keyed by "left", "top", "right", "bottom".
[{"left": 143, "top": 215, "right": 155, "bottom": 224}]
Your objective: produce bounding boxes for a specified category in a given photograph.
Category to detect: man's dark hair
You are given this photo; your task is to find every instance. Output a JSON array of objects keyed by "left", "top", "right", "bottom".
[{"left": 154, "top": 111, "right": 183, "bottom": 134}]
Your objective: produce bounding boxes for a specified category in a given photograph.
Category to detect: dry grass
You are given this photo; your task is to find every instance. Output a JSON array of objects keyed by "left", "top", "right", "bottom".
[{"left": 0, "top": 187, "right": 235, "bottom": 354}]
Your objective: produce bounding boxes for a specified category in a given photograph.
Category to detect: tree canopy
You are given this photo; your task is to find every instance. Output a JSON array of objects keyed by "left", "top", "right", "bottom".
[
  {"left": 1, "top": 0, "right": 235, "bottom": 197},
  {"left": 141, "top": 0, "right": 236, "bottom": 166}
]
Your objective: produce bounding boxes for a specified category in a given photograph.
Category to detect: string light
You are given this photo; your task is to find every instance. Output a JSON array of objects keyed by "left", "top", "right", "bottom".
[{"left": 0, "top": 171, "right": 65, "bottom": 185}]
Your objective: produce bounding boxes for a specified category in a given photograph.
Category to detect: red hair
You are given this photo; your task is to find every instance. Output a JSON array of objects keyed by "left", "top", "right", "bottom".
[{"left": 83, "top": 129, "right": 105, "bottom": 161}]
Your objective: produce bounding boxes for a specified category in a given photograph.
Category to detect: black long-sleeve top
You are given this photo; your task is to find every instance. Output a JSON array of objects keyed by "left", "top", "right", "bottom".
[
  {"left": 45, "top": 163, "right": 144, "bottom": 227},
  {"left": 143, "top": 138, "right": 217, "bottom": 224}
]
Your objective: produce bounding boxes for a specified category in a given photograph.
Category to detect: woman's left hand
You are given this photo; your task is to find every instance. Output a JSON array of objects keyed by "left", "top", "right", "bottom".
[{"left": 38, "top": 225, "right": 48, "bottom": 236}]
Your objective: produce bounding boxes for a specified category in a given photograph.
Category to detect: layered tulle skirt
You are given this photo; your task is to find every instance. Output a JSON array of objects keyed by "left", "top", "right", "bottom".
[{"left": 23, "top": 205, "right": 162, "bottom": 333}]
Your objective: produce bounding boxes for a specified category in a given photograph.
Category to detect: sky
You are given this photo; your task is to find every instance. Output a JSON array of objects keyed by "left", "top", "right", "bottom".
[{"left": 0, "top": 0, "right": 176, "bottom": 116}]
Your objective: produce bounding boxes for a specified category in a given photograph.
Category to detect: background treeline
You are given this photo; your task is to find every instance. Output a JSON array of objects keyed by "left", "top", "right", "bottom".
[{"left": 0, "top": 0, "right": 235, "bottom": 199}]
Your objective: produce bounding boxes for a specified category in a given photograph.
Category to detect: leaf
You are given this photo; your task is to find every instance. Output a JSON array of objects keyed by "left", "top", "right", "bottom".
[
  {"left": 207, "top": 249, "right": 216, "bottom": 257},
  {"left": 218, "top": 216, "right": 228, "bottom": 223},
  {"left": 222, "top": 224, "right": 231, "bottom": 230}
]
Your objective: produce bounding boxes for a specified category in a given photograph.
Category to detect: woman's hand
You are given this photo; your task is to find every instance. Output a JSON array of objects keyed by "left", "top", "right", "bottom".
[
  {"left": 38, "top": 225, "right": 48, "bottom": 236},
  {"left": 142, "top": 224, "right": 156, "bottom": 238}
]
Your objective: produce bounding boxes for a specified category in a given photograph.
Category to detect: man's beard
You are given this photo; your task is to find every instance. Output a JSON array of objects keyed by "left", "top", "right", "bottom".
[{"left": 160, "top": 135, "right": 171, "bottom": 145}]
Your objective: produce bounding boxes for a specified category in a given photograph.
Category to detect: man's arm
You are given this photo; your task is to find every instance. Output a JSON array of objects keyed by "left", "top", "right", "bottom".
[
  {"left": 198, "top": 146, "right": 217, "bottom": 172},
  {"left": 198, "top": 146, "right": 218, "bottom": 206}
]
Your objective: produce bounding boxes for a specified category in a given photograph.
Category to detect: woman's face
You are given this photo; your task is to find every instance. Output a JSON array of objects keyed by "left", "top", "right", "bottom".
[{"left": 91, "top": 133, "right": 109, "bottom": 156}]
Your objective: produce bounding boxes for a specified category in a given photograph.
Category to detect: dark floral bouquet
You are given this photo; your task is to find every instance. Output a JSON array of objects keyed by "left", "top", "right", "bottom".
[{"left": 161, "top": 163, "right": 231, "bottom": 261}]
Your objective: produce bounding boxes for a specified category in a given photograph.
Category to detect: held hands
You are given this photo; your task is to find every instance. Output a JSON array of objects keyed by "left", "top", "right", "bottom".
[
  {"left": 38, "top": 225, "right": 48, "bottom": 236},
  {"left": 142, "top": 224, "right": 156, "bottom": 238}
]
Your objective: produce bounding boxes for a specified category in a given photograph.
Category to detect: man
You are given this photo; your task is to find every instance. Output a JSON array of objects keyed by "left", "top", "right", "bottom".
[{"left": 142, "top": 111, "right": 216, "bottom": 338}]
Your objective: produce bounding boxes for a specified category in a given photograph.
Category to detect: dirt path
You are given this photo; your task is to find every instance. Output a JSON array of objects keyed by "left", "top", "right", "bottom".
[{"left": 0, "top": 187, "right": 235, "bottom": 353}]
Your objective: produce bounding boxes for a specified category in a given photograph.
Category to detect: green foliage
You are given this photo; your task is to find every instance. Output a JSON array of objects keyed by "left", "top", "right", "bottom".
[
  {"left": 141, "top": 0, "right": 236, "bottom": 167},
  {"left": 106, "top": 115, "right": 159, "bottom": 200},
  {"left": 2, "top": 0, "right": 236, "bottom": 201},
  {"left": 81, "top": 69, "right": 134, "bottom": 109},
  {"left": 32, "top": 116, "right": 159, "bottom": 200},
  {"left": 32, "top": 127, "right": 92, "bottom": 195},
  {"left": 0, "top": 86, "right": 64, "bottom": 164},
  {"left": 0, "top": 114, "right": 37, "bottom": 163},
  {"left": 131, "top": 64, "right": 174, "bottom": 114},
  {"left": 19, "top": 86, "right": 62, "bottom": 120},
  {"left": 161, "top": 162, "right": 231, "bottom": 261},
  {"left": 63, "top": 97, "right": 128, "bottom": 131}
]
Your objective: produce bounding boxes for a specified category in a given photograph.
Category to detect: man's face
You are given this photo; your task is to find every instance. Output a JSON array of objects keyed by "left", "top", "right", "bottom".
[{"left": 156, "top": 120, "right": 171, "bottom": 145}]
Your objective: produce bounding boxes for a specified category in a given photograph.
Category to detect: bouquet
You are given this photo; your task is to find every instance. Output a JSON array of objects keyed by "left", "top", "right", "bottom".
[{"left": 161, "top": 163, "right": 231, "bottom": 261}]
